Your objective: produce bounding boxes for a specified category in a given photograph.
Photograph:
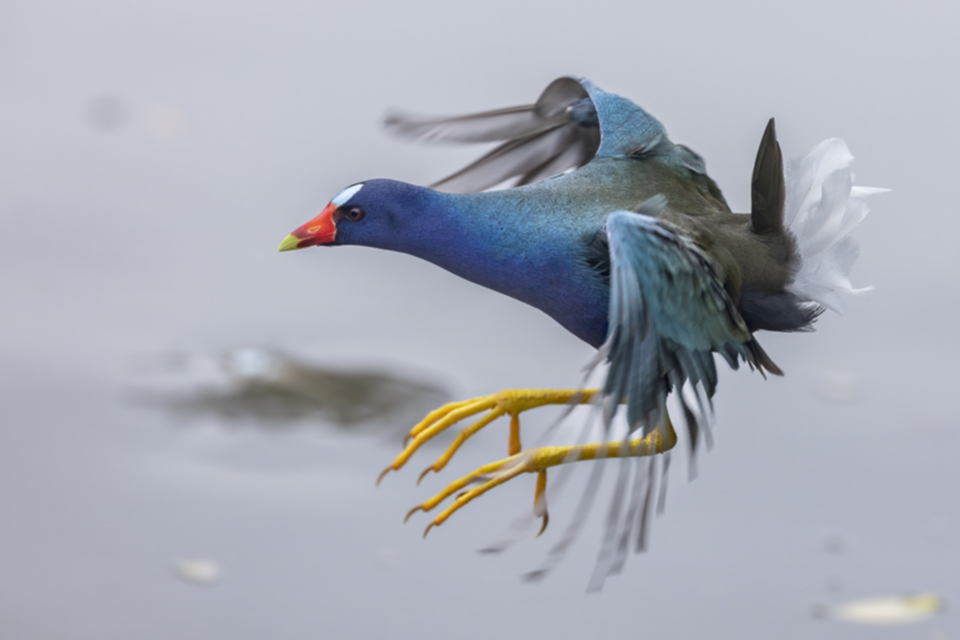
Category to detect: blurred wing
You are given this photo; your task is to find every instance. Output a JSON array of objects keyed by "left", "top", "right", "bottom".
[
  {"left": 593, "top": 197, "right": 782, "bottom": 442},
  {"left": 384, "top": 77, "right": 600, "bottom": 193}
]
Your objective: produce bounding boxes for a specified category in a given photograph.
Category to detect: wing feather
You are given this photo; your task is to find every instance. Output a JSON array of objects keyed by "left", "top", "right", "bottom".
[
  {"left": 592, "top": 197, "right": 781, "bottom": 441},
  {"left": 383, "top": 106, "right": 568, "bottom": 145},
  {"left": 584, "top": 198, "right": 784, "bottom": 588},
  {"left": 383, "top": 78, "right": 600, "bottom": 193},
  {"left": 429, "top": 126, "right": 587, "bottom": 194}
]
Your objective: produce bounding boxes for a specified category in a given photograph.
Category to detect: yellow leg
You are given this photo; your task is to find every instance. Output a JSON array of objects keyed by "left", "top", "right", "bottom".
[
  {"left": 377, "top": 388, "right": 597, "bottom": 485},
  {"left": 407, "top": 413, "right": 677, "bottom": 537}
]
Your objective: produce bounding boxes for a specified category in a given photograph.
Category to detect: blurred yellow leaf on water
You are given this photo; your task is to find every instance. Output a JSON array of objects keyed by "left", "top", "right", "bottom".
[{"left": 823, "top": 593, "right": 944, "bottom": 625}]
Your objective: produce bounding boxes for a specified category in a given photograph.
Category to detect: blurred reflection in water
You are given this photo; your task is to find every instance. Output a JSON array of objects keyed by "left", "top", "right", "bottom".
[{"left": 127, "top": 348, "right": 449, "bottom": 438}]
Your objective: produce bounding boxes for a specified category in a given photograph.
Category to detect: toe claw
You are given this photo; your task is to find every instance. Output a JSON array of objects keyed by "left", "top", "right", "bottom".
[
  {"left": 536, "top": 512, "right": 550, "bottom": 538},
  {"left": 416, "top": 466, "right": 434, "bottom": 486},
  {"left": 533, "top": 469, "right": 549, "bottom": 536},
  {"left": 376, "top": 466, "right": 393, "bottom": 486},
  {"left": 404, "top": 505, "right": 423, "bottom": 523},
  {"left": 423, "top": 522, "right": 436, "bottom": 538}
]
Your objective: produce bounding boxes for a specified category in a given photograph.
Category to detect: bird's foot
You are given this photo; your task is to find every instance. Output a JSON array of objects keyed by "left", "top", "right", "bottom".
[
  {"left": 377, "top": 388, "right": 597, "bottom": 485},
  {"left": 406, "top": 415, "right": 677, "bottom": 537}
]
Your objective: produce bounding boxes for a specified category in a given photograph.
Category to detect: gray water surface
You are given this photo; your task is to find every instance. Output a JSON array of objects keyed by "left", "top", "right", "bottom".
[{"left": 1, "top": 1, "right": 957, "bottom": 638}]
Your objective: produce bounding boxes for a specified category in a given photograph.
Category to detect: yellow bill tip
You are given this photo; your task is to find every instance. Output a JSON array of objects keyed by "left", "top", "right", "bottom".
[{"left": 277, "top": 234, "right": 301, "bottom": 252}]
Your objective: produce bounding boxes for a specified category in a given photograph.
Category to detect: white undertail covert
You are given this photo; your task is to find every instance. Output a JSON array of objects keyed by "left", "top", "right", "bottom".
[{"left": 784, "top": 139, "right": 887, "bottom": 313}]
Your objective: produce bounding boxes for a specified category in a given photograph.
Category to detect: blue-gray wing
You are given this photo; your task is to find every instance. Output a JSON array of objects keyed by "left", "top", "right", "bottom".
[
  {"left": 384, "top": 77, "right": 600, "bottom": 193},
  {"left": 593, "top": 197, "right": 781, "bottom": 442},
  {"left": 385, "top": 77, "right": 711, "bottom": 194}
]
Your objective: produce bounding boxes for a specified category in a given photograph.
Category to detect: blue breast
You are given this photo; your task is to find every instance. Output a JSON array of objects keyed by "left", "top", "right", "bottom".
[{"left": 422, "top": 184, "right": 611, "bottom": 347}]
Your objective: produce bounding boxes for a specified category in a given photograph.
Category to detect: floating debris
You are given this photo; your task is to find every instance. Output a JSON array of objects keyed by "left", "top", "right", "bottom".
[
  {"left": 820, "top": 532, "right": 847, "bottom": 555},
  {"left": 87, "top": 94, "right": 191, "bottom": 143},
  {"left": 815, "top": 593, "right": 944, "bottom": 625},
  {"left": 173, "top": 559, "right": 220, "bottom": 586},
  {"left": 128, "top": 348, "right": 449, "bottom": 438}
]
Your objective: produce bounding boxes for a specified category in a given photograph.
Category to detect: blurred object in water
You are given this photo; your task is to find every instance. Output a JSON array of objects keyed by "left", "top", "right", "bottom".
[
  {"left": 86, "top": 94, "right": 191, "bottom": 143},
  {"left": 820, "top": 532, "right": 847, "bottom": 555},
  {"left": 173, "top": 559, "right": 220, "bottom": 586},
  {"left": 819, "top": 370, "right": 858, "bottom": 402},
  {"left": 128, "top": 348, "right": 449, "bottom": 437},
  {"left": 88, "top": 95, "right": 125, "bottom": 131},
  {"left": 813, "top": 592, "right": 944, "bottom": 625},
  {"left": 824, "top": 574, "right": 845, "bottom": 593}
]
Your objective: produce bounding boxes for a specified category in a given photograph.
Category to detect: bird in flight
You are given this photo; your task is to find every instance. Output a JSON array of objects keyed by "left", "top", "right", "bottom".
[{"left": 279, "top": 77, "right": 881, "bottom": 583}]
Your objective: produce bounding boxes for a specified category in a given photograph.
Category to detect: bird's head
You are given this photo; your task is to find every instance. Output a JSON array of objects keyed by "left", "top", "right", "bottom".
[
  {"left": 278, "top": 182, "right": 367, "bottom": 251},
  {"left": 278, "top": 179, "right": 434, "bottom": 252}
]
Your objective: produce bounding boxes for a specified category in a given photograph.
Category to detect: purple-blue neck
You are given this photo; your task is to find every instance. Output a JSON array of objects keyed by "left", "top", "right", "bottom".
[{"left": 335, "top": 179, "right": 608, "bottom": 347}]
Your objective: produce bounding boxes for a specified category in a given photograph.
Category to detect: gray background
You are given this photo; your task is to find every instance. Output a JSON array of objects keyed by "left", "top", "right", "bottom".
[{"left": 1, "top": 0, "right": 957, "bottom": 638}]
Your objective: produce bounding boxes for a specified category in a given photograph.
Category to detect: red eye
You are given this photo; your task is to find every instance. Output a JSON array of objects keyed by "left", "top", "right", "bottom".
[{"left": 346, "top": 207, "right": 365, "bottom": 221}]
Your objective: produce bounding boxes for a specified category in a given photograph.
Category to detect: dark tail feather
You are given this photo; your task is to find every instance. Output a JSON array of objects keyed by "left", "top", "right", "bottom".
[{"left": 751, "top": 118, "right": 785, "bottom": 235}]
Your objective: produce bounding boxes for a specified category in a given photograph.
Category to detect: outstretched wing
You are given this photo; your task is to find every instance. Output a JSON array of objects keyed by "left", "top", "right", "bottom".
[
  {"left": 385, "top": 77, "right": 712, "bottom": 194},
  {"left": 593, "top": 197, "right": 782, "bottom": 445},
  {"left": 384, "top": 77, "right": 600, "bottom": 193}
]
